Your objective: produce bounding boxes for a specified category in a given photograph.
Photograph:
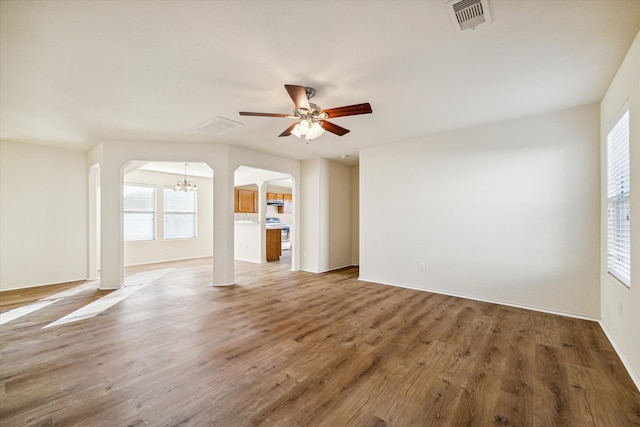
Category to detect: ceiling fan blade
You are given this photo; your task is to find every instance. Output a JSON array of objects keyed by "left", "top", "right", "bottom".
[
  {"left": 321, "top": 120, "right": 350, "bottom": 136},
  {"left": 278, "top": 123, "right": 298, "bottom": 137},
  {"left": 285, "top": 84, "right": 310, "bottom": 111},
  {"left": 320, "top": 103, "right": 372, "bottom": 119},
  {"left": 239, "top": 112, "right": 288, "bottom": 118}
]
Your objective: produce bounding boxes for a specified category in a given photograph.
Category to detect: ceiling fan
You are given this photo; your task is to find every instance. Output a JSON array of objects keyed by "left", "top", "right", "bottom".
[{"left": 239, "top": 84, "right": 372, "bottom": 142}]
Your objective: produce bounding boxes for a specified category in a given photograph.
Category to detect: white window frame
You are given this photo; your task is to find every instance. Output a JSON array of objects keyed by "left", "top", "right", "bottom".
[
  {"left": 123, "top": 184, "right": 156, "bottom": 242},
  {"left": 163, "top": 186, "right": 197, "bottom": 240},
  {"left": 606, "top": 104, "right": 631, "bottom": 287}
]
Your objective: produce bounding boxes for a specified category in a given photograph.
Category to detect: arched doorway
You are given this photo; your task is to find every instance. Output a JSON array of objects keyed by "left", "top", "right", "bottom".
[
  {"left": 122, "top": 161, "right": 214, "bottom": 271},
  {"left": 234, "top": 166, "right": 296, "bottom": 270}
]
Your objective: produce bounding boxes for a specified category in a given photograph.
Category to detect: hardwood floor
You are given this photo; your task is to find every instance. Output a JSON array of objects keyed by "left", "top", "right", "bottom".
[{"left": 1, "top": 255, "right": 639, "bottom": 426}]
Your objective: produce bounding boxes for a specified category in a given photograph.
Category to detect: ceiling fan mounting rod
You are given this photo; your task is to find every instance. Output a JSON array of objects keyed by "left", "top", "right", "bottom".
[
  {"left": 304, "top": 87, "right": 316, "bottom": 100},
  {"left": 295, "top": 102, "right": 323, "bottom": 119}
]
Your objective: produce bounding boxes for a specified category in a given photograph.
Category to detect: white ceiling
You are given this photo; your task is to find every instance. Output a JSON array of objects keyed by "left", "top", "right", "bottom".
[{"left": 1, "top": 1, "right": 639, "bottom": 165}]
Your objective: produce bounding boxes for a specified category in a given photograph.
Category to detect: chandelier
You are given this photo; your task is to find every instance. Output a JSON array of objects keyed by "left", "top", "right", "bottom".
[{"left": 174, "top": 164, "right": 197, "bottom": 192}]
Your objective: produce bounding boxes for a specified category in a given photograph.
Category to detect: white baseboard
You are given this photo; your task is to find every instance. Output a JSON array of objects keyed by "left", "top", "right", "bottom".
[
  {"left": 358, "top": 276, "right": 599, "bottom": 321},
  {"left": 598, "top": 321, "right": 640, "bottom": 392},
  {"left": 357, "top": 275, "right": 639, "bottom": 392}
]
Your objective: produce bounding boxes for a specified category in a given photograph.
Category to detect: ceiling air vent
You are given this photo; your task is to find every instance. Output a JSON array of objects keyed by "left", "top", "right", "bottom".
[
  {"left": 446, "top": 0, "right": 492, "bottom": 33},
  {"left": 195, "top": 116, "right": 244, "bottom": 135}
]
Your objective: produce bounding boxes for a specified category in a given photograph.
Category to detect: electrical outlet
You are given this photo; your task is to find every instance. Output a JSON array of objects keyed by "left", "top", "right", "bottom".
[
  {"left": 303, "top": 250, "right": 307, "bottom": 257},
  {"left": 618, "top": 303, "right": 623, "bottom": 317},
  {"left": 418, "top": 262, "right": 425, "bottom": 271}
]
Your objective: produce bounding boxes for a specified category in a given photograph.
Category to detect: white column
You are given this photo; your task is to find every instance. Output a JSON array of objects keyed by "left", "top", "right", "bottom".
[
  {"left": 258, "top": 181, "right": 267, "bottom": 263},
  {"left": 99, "top": 163, "right": 124, "bottom": 290},
  {"left": 212, "top": 161, "right": 235, "bottom": 286},
  {"left": 87, "top": 164, "right": 100, "bottom": 280}
]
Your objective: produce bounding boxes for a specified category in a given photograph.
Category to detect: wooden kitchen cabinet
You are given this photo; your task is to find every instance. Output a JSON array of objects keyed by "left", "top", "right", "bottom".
[
  {"left": 236, "top": 189, "right": 257, "bottom": 213},
  {"left": 236, "top": 189, "right": 291, "bottom": 213},
  {"left": 266, "top": 228, "right": 281, "bottom": 261},
  {"left": 266, "top": 192, "right": 292, "bottom": 214}
]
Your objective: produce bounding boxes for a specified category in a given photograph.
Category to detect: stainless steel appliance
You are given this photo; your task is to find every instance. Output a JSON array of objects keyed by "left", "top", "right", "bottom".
[{"left": 266, "top": 217, "right": 290, "bottom": 243}]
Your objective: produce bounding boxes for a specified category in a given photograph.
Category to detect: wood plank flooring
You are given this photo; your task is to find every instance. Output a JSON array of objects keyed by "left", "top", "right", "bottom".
[{"left": 1, "top": 255, "right": 639, "bottom": 426}]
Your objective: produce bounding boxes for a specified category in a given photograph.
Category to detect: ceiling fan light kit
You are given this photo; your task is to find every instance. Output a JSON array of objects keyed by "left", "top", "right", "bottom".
[
  {"left": 291, "top": 120, "right": 325, "bottom": 142},
  {"left": 239, "top": 84, "right": 372, "bottom": 143}
]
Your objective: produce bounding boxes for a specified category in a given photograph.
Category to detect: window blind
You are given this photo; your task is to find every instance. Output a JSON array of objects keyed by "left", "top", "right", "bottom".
[
  {"left": 164, "top": 187, "right": 196, "bottom": 239},
  {"left": 123, "top": 184, "right": 156, "bottom": 242},
  {"left": 607, "top": 108, "right": 630, "bottom": 287}
]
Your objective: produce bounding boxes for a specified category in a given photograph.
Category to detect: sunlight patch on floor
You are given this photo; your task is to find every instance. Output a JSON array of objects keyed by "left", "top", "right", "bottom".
[
  {"left": 0, "top": 282, "right": 96, "bottom": 326},
  {"left": 43, "top": 268, "right": 174, "bottom": 328}
]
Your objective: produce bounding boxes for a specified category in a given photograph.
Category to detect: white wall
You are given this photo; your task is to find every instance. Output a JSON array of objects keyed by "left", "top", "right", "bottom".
[
  {"left": 600, "top": 31, "right": 640, "bottom": 387},
  {"left": 123, "top": 169, "right": 213, "bottom": 266},
  {"left": 0, "top": 141, "right": 301, "bottom": 291},
  {"left": 351, "top": 166, "right": 360, "bottom": 266},
  {"left": 327, "top": 160, "right": 352, "bottom": 270},
  {"left": 300, "top": 158, "right": 353, "bottom": 273},
  {"left": 300, "top": 159, "right": 321, "bottom": 272},
  {"left": 360, "top": 104, "right": 601, "bottom": 318},
  {"left": 0, "top": 141, "right": 87, "bottom": 290},
  {"left": 234, "top": 222, "right": 261, "bottom": 263}
]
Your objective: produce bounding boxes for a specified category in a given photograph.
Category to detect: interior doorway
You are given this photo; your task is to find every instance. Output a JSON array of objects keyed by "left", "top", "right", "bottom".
[
  {"left": 122, "top": 161, "right": 214, "bottom": 270},
  {"left": 234, "top": 166, "right": 295, "bottom": 269}
]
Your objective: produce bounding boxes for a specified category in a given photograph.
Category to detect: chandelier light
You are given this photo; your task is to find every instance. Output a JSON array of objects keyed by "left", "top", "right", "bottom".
[
  {"left": 175, "top": 163, "right": 198, "bottom": 192},
  {"left": 290, "top": 118, "right": 325, "bottom": 142}
]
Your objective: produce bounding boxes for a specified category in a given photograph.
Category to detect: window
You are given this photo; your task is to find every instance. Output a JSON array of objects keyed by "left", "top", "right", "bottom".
[
  {"left": 607, "top": 106, "right": 630, "bottom": 287},
  {"left": 124, "top": 184, "right": 156, "bottom": 242},
  {"left": 164, "top": 187, "right": 197, "bottom": 239}
]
